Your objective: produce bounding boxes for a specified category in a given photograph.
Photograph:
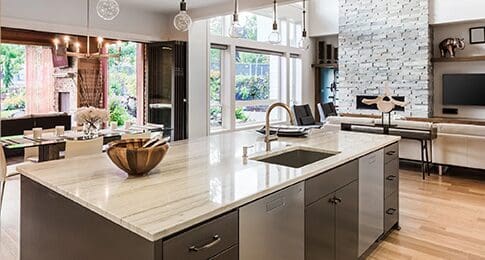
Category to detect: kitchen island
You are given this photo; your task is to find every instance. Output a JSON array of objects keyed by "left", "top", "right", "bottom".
[{"left": 18, "top": 130, "right": 400, "bottom": 260}]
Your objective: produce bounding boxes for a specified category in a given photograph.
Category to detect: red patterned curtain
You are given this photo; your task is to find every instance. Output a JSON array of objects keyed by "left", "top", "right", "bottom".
[{"left": 25, "top": 46, "right": 55, "bottom": 114}]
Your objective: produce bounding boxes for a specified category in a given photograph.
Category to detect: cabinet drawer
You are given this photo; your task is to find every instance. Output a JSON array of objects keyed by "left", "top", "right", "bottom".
[
  {"left": 163, "top": 211, "right": 238, "bottom": 260},
  {"left": 305, "top": 160, "right": 358, "bottom": 206},
  {"left": 384, "top": 159, "right": 399, "bottom": 198},
  {"left": 208, "top": 245, "right": 238, "bottom": 260},
  {"left": 384, "top": 142, "right": 399, "bottom": 163},
  {"left": 384, "top": 193, "right": 399, "bottom": 233}
]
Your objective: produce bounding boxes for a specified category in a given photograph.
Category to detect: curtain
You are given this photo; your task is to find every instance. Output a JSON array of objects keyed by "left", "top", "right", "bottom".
[{"left": 25, "top": 46, "right": 55, "bottom": 114}]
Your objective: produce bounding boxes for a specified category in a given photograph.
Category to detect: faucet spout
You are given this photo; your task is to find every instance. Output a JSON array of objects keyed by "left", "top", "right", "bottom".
[{"left": 265, "top": 102, "right": 295, "bottom": 152}]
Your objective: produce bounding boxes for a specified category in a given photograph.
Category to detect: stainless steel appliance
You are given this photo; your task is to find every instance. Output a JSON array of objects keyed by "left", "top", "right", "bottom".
[
  {"left": 358, "top": 150, "right": 384, "bottom": 256},
  {"left": 239, "top": 182, "right": 304, "bottom": 260}
]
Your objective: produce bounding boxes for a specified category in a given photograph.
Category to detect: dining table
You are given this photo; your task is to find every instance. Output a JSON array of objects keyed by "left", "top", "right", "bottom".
[{"left": 0, "top": 124, "right": 167, "bottom": 162}]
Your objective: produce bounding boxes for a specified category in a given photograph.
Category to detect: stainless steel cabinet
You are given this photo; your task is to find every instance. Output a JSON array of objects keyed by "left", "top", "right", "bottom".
[
  {"left": 239, "top": 182, "right": 305, "bottom": 260},
  {"left": 305, "top": 160, "right": 359, "bottom": 260}
]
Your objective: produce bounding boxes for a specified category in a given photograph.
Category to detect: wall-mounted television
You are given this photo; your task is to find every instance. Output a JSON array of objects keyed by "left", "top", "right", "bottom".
[{"left": 443, "top": 74, "right": 485, "bottom": 106}]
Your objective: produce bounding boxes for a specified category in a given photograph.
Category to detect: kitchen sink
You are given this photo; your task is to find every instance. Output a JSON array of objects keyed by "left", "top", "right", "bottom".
[{"left": 251, "top": 147, "right": 339, "bottom": 168}]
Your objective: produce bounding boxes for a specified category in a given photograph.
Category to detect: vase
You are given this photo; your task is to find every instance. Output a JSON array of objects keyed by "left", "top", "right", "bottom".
[{"left": 83, "top": 121, "right": 101, "bottom": 137}]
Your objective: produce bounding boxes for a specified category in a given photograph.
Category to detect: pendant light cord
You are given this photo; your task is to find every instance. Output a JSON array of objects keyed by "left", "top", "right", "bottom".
[
  {"left": 272, "top": 0, "right": 278, "bottom": 30},
  {"left": 233, "top": 0, "right": 239, "bottom": 22},
  {"left": 302, "top": 0, "right": 307, "bottom": 37}
]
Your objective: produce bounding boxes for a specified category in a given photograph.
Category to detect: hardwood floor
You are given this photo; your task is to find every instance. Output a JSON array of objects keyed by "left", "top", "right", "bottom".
[{"left": 1, "top": 164, "right": 485, "bottom": 259}]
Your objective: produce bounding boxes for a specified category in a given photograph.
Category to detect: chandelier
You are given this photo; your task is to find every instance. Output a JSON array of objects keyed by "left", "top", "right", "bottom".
[{"left": 52, "top": 0, "right": 121, "bottom": 59}]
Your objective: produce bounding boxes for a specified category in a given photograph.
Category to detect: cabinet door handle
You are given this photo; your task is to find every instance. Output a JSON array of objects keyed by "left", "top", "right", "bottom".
[
  {"left": 386, "top": 208, "right": 397, "bottom": 215},
  {"left": 188, "top": 235, "right": 221, "bottom": 252},
  {"left": 334, "top": 197, "right": 342, "bottom": 204},
  {"left": 328, "top": 198, "right": 337, "bottom": 204},
  {"left": 386, "top": 151, "right": 396, "bottom": 156},
  {"left": 386, "top": 175, "right": 397, "bottom": 181}
]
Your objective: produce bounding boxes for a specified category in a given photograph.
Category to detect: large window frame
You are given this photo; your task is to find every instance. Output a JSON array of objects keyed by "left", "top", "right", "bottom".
[{"left": 208, "top": 13, "right": 304, "bottom": 133}]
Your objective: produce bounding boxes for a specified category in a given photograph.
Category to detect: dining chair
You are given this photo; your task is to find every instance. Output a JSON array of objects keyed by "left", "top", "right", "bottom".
[
  {"left": 293, "top": 104, "right": 318, "bottom": 126},
  {"left": 23, "top": 128, "right": 56, "bottom": 163},
  {"left": 0, "top": 146, "right": 19, "bottom": 215},
  {"left": 121, "top": 132, "right": 151, "bottom": 140},
  {"left": 64, "top": 137, "right": 103, "bottom": 159}
]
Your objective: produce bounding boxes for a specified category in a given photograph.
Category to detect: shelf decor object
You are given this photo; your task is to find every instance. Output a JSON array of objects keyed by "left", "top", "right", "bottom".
[
  {"left": 173, "top": 0, "right": 192, "bottom": 32},
  {"left": 228, "top": 0, "right": 244, "bottom": 38},
  {"left": 107, "top": 139, "right": 170, "bottom": 176},
  {"left": 268, "top": 0, "right": 282, "bottom": 44},
  {"left": 438, "top": 38, "right": 465, "bottom": 58},
  {"left": 96, "top": 0, "right": 120, "bottom": 21},
  {"left": 470, "top": 27, "right": 485, "bottom": 44}
]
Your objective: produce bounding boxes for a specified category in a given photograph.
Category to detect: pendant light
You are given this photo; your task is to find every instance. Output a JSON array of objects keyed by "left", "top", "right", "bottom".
[
  {"left": 96, "top": 0, "right": 120, "bottom": 21},
  {"left": 173, "top": 0, "right": 192, "bottom": 32},
  {"left": 228, "top": 0, "right": 244, "bottom": 38},
  {"left": 268, "top": 0, "right": 281, "bottom": 44},
  {"left": 298, "top": 0, "right": 310, "bottom": 49}
]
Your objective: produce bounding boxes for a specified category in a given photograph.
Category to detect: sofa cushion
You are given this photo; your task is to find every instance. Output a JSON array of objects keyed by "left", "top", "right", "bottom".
[
  {"left": 393, "top": 120, "right": 433, "bottom": 130},
  {"left": 326, "top": 116, "right": 375, "bottom": 125},
  {"left": 437, "top": 123, "right": 485, "bottom": 137}
]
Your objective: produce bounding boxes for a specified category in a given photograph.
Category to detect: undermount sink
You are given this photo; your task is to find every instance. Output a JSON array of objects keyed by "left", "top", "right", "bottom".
[{"left": 251, "top": 147, "right": 340, "bottom": 168}]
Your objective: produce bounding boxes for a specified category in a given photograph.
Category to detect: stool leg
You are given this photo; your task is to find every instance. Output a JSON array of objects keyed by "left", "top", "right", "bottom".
[
  {"left": 420, "top": 140, "right": 425, "bottom": 180},
  {"left": 0, "top": 180, "right": 5, "bottom": 215},
  {"left": 425, "top": 141, "right": 430, "bottom": 176}
]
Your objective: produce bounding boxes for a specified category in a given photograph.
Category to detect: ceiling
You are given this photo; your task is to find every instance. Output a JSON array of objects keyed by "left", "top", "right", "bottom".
[{"left": 117, "top": 0, "right": 300, "bottom": 17}]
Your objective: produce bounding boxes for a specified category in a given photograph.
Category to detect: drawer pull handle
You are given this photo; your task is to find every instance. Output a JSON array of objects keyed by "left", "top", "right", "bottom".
[
  {"left": 386, "top": 175, "right": 397, "bottom": 181},
  {"left": 386, "top": 208, "right": 397, "bottom": 215},
  {"left": 328, "top": 197, "right": 342, "bottom": 205},
  {"left": 386, "top": 151, "right": 396, "bottom": 156},
  {"left": 189, "top": 235, "right": 221, "bottom": 252}
]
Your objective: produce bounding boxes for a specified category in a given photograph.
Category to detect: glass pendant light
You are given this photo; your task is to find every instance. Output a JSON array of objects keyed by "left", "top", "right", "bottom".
[
  {"left": 298, "top": 0, "right": 310, "bottom": 49},
  {"left": 96, "top": 0, "right": 120, "bottom": 21},
  {"left": 268, "top": 0, "right": 281, "bottom": 44},
  {"left": 173, "top": 0, "right": 193, "bottom": 32},
  {"left": 228, "top": 0, "right": 244, "bottom": 38}
]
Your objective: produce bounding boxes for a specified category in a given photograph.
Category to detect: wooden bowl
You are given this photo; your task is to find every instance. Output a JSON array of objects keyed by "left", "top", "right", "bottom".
[{"left": 107, "top": 138, "right": 169, "bottom": 176}]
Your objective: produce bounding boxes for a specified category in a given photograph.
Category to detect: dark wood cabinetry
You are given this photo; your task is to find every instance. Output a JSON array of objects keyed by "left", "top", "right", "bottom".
[
  {"left": 305, "top": 161, "right": 359, "bottom": 260},
  {"left": 146, "top": 41, "right": 187, "bottom": 141}
]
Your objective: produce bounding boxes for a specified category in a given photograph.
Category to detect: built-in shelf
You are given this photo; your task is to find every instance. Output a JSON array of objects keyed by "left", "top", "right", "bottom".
[
  {"left": 312, "top": 63, "right": 338, "bottom": 68},
  {"left": 432, "top": 55, "right": 485, "bottom": 63}
]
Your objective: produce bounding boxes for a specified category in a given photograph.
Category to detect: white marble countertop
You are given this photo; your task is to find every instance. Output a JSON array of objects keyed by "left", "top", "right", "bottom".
[{"left": 17, "top": 130, "right": 400, "bottom": 241}]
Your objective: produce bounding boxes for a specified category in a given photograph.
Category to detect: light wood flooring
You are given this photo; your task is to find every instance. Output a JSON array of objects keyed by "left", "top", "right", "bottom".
[{"left": 1, "top": 164, "right": 485, "bottom": 259}]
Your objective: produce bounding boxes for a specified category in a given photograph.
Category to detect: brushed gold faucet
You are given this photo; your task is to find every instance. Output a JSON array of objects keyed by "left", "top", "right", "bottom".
[{"left": 265, "top": 102, "right": 295, "bottom": 152}]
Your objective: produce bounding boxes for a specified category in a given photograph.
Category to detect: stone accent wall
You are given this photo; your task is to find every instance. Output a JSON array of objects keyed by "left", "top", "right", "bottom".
[{"left": 338, "top": 0, "right": 432, "bottom": 117}]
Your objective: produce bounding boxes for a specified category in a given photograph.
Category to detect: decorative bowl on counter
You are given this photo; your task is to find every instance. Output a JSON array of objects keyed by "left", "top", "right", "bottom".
[{"left": 107, "top": 138, "right": 169, "bottom": 176}]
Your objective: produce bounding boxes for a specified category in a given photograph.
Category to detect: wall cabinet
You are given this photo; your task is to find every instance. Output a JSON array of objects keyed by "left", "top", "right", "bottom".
[{"left": 305, "top": 160, "right": 359, "bottom": 260}]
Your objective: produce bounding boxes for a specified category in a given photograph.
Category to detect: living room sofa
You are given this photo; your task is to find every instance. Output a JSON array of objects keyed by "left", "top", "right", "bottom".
[{"left": 323, "top": 116, "right": 485, "bottom": 171}]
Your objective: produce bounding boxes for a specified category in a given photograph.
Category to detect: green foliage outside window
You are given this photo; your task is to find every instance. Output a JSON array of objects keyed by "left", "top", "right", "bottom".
[{"left": 108, "top": 42, "right": 138, "bottom": 121}]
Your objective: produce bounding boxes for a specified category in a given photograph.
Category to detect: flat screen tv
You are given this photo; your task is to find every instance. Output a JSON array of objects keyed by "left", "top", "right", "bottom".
[{"left": 443, "top": 74, "right": 485, "bottom": 106}]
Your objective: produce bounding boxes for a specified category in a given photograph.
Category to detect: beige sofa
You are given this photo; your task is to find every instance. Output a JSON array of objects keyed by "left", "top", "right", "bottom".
[{"left": 323, "top": 116, "right": 485, "bottom": 171}]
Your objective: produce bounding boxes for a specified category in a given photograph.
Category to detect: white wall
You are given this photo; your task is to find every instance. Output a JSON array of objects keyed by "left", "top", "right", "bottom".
[
  {"left": 1, "top": 0, "right": 170, "bottom": 42},
  {"left": 308, "top": 0, "right": 339, "bottom": 37},
  {"left": 187, "top": 20, "right": 210, "bottom": 138},
  {"left": 433, "top": 21, "right": 485, "bottom": 119},
  {"left": 430, "top": 0, "right": 485, "bottom": 24}
]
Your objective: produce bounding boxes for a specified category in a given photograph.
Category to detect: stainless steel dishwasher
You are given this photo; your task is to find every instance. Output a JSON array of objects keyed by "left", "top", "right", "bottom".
[
  {"left": 239, "top": 182, "right": 304, "bottom": 260},
  {"left": 358, "top": 150, "right": 384, "bottom": 256}
]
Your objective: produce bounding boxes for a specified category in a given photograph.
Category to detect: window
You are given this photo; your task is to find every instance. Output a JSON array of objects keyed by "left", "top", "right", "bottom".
[
  {"left": 107, "top": 42, "right": 142, "bottom": 125},
  {"left": 0, "top": 44, "right": 26, "bottom": 118},
  {"left": 210, "top": 47, "right": 224, "bottom": 131},
  {"left": 209, "top": 17, "right": 224, "bottom": 36},
  {"left": 289, "top": 55, "right": 302, "bottom": 106},
  {"left": 235, "top": 49, "right": 283, "bottom": 127}
]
